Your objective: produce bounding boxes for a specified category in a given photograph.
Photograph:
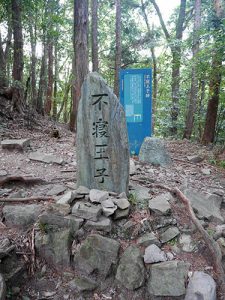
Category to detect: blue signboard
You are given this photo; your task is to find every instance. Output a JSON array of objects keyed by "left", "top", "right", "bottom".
[{"left": 120, "top": 68, "right": 152, "bottom": 155}]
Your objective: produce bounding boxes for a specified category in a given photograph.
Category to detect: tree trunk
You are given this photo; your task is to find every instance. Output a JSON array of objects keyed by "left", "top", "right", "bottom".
[
  {"left": 53, "top": 41, "right": 58, "bottom": 120},
  {"left": 37, "top": 35, "right": 47, "bottom": 115},
  {"left": 91, "top": 0, "right": 99, "bottom": 72},
  {"left": 113, "top": 0, "right": 122, "bottom": 98},
  {"left": 69, "top": 0, "right": 89, "bottom": 131},
  {"left": 45, "top": 39, "right": 53, "bottom": 115},
  {"left": 201, "top": 0, "right": 224, "bottom": 144},
  {"left": 183, "top": 0, "right": 201, "bottom": 139},
  {"left": 0, "top": 30, "right": 7, "bottom": 89},
  {"left": 11, "top": 0, "right": 24, "bottom": 113}
]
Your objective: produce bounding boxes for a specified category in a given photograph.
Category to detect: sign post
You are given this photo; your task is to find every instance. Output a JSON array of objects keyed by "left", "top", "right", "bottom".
[{"left": 120, "top": 68, "right": 152, "bottom": 155}]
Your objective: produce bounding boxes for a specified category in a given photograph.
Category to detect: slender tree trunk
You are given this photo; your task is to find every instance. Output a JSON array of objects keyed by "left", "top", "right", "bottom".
[
  {"left": 113, "top": 0, "right": 121, "bottom": 98},
  {"left": 202, "top": 0, "right": 224, "bottom": 144},
  {"left": 11, "top": 0, "right": 24, "bottom": 113},
  {"left": 0, "top": 31, "right": 7, "bottom": 89},
  {"left": 69, "top": 0, "right": 89, "bottom": 131},
  {"left": 91, "top": 0, "right": 99, "bottom": 72},
  {"left": 183, "top": 0, "right": 201, "bottom": 139},
  {"left": 45, "top": 39, "right": 53, "bottom": 115},
  {"left": 53, "top": 41, "right": 58, "bottom": 120},
  {"left": 37, "top": 36, "right": 47, "bottom": 114}
]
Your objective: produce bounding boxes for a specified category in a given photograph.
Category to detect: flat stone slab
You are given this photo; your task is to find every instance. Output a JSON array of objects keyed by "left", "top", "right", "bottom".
[
  {"left": 149, "top": 193, "right": 171, "bottom": 215},
  {"left": 148, "top": 261, "right": 190, "bottom": 297},
  {"left": 137, "top": 232, "right": 160, "bottom": 247},
  {"left": 76, "top": 72, "right": 129, "bottom": 194},
  {"left": 47, "top": 184, "right": 67, "bottom": 196},
  {"left": 184, "top": 189, "right": 224, "bottom": 223},
  {"left": 72, "top": 201, "right": 102, "bottom": 221},
  {"left": 29, "top": 151, "right": 64, "bottom": 165},
  {"left": 139, "top": 137, "right": 172, "bottom": 166},
  {"left": 3, "top": 204, "right": 43, "bottom": 227},
  {"left": 144, "top": 244, "right": 167, "bottom": 264},
  {"left": 68, "top": 277, "right": 98, "bottom": 292},
  {"left": 89, "top": 189, "right": 109, "bottom": 203},
  {"left": 185, "top": 271, "right": 216, "bottom": 300},
  {"left": 160, "top": 226, "right": 180, "bottom": 243},
  {"left": 113, "top": 198, "right": 130, "bottom": 210},
  {"left": 1, "top": 138, "right": 30, "bottom": 151},
  {"left": 116, "top": 245, "right": 145, "bottom": 290},
  {"left": 113, "top": 207, "right": 130, "bottom": 220},
  {"left": 84, "top": 216, "right": 112, "bottom": 232}
]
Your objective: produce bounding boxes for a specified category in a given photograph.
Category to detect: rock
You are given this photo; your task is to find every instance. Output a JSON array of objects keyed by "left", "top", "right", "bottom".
[
  {"left": 101, "top": 199, "right": 117, "bottom": 216},
  {"left": 1, "top": 138, "right": 30, "bottom": 151},
  {"left": 35, "top": 228, "right": 71, "bottom": 268},
  {"left": 185, "top": 271, "right": 216, "bottom": 300},
  {"left": 72, "top": 201, "right": 102, "bottom": 221},
  {"left": 130, "top": 159, "right": 136, "bottom": 175},
  {"left": 139, "top": 137, "right": 172, "bottom": 166},
  {"left": 148, "top": 193, "right": 171, "bottom": 215},
  {"left": 160, "top": 226, "right": 180, "bottom": 243},
  {"left": 129, "top": 183, "right": 150, "bottom": 201},
  {"left": 0, "top": 170, "right": 7, "bottom": 177},
  {"left": 3, "top": 204, "right": 42, "bottom": 227},
  {"left": 57, "top": 191, "right": 76, "bottom": 205},
  {"left": 0, "top": 188, "right": 12, "bottom": 196},
  {"left": 116, "top": 245, "right": 145, "bottom": 290},
  {"left": 147, "top": 261, "right": 190, "bottom": 297},
  {"left": 217, "top": 237, "right": 225, "bottom": 257},
  {"left": 29, "top": 151, "right": 64, "bottom": 165},
  {"left": 137, "top": 232, "right": 160, "bottom": 247},
  {"left": 68, "top": 277, "right": 98, "bottom": 292},
  {"left": 187, "top": 154, "right": 204, "bottom": 163},
  {"left": 0, "top": 273, "right": 6, "bottom": 300},
  {"left": 184, "top": 189, "right": 224, "bottom": 223},
  {"left": 201, "top": 168, "right": 211, "bottom": 175},
  {"left": 113, "top": 198, "right": 130, "bottom": 210},
  {"left": 113, "top": 207, "right": 130, "bottom": 220},
  {"left": 74, "top": 234, "right": 120, "bottom": 278},
  {"left": 89, "top": 189, "right": 109, "bottom": 203},
  {"left": 0, "top": 238, "right": 15, "bottom": 259},
  {"left": 179, "top": 234, "right": 197, "bottom": 252},
  {"left": 76, "top": 186, "right": 90, "bottom": 195},
  {"left": 84, "top": 216, "right": 112, "bottom": 232},
  {"left": 144, "top": 244, "right": 167, "bottom": 264},
  {"left": 46, "top": 203, "right": 71, "bottom": 216},
  {"left": 47, "top": 184, "right": 67, "bottom": 196},
  {"left": 76, "top": 72, "right": 129, "bottom": 194}
]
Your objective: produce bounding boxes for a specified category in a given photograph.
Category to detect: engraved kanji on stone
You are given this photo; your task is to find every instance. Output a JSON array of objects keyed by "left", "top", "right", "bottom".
[
  {"left": 94, "top": 144, "right": 109, "bottom": 160},
  {"left": 92, "top": 94, "right": 108, "bottom": 111},
  {"left": 94, "top": 167, "right": 109, "bottom": 183},
  {"left": 92, "top": 118, "right": 109, "bottom": 138}
]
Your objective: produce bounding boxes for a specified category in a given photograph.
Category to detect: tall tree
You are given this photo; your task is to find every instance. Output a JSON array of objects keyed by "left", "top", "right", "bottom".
[
  {"left": 113, "top": 0, "right": 122, "bottom": 98},
  {"left": 202, "top": 0, "right": 225, "bottom": 144},
  {"left": 11, "top": 0, "right": 24, "bottom": 113},
  {"left": 91, "top": 0, "right": 99, "bottom": 72},
  {"left": 183, "top": 0, "right": 201, "bottom": 139},
  {"left": 150, "top": 0, "right": 187, "bottom": 135},
  {"left": 69, "top": 0, "right": 89, "bottom": 131}
]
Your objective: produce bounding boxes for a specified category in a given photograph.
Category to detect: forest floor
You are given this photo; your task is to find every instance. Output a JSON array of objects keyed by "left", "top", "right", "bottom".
[{"left": 1, "top": 114, "right": 225, "bottom": 300}]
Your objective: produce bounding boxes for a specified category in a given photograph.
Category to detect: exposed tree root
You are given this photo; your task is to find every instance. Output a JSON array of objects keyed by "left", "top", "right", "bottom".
[
  {"left": 0, "top": 176, "right": 46, "bottom": 187},
  {"left": 0, "top": 196, "right": 54, "bottom": 203}
]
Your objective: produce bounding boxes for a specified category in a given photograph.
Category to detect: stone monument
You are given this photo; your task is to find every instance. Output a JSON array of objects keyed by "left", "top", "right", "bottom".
[{"left": 77, "top": 72, "right": 129, "bottom": 194}]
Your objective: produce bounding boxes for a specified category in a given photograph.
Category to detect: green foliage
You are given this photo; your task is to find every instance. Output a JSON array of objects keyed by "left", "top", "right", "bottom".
[{"left": 128, "top": 193, "right": 137, "bottom": 206}]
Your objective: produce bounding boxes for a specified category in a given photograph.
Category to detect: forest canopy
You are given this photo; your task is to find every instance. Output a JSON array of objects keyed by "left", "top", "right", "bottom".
[{"left": 0, "top": 0, "right": 224, "bottom": 144}]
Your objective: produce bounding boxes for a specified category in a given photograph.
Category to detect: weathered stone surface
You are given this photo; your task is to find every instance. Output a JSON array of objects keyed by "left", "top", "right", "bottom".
[
  {"left": 68, "top": 277, "right": 98, "bottom": 292},
  {"left": 184, "top": 189, "right": 224, "bottom": 223},
  {"left": 113, "top": 198, "right": 130, "bottom": 210},
  {"left": 139, "top": 137, "right": 172, "bottom": 166},
  {"left": 84, "top": 216, "right": 112, "bottom": 232},
  {"left": 47, "top": 184, "right": 67, "bottom": 196},
  {"left": 0, "top": 273, "right": 6, "bottom": 300},
  {"left": 1, "top": 138, "right": 30, "bottom": 151},
  {"left": 130, "top": 183, "right": 150, "bottom": 201},
  {"left": 0, "top": 238, "right": 15, "bottom": 259},
  {"left": 201, "top": 168, "right": 211, "bottom": 175},
  {"left": 76, "top": 72, "right": 129, "bottom": 194},
  {"left": 160, "top": 226, "right": 180, "bottom": 243},
  {"left": 46, "top": 203, "right": 71, "bottom": 216},
  {"left": 89, "top": 189, "right": 109, "bottom": 203},
  {"left": 137, "top": 232, "right": 160, "bottom": 247},
  {"left": 72, "top": 201, "right": 102, "bottom": 221},
  {"left": 74, "top": 234, "right": 120, "bottom": 277},
  {"left": 185, "top": 271, "right": 216, "bottom": 300},
  {"left": 29, "top": 151, "right": 64, "bottom": 164},
  {"left": 113, "top": 207, "right": 130, "bottom": 220},
  {"left": 35, "top": 228, "right": 71, "bottom": 268},
  {"left": 101, "top": 199, "right": 117, "bottom": 216},
  {"left": 144, "top": 244, "right": 167, "bottom": 264},
  {"left": 3, "top": 204, "right": 42, "bottom": 227},
  {"left": 57, "top": 191, "right": 76, "bottom": 205},
  {"left": 147, "top": 261, "right": 190, "bottom": 297},
  {"left": 116, "top": 245, "right": 145, "bottom": 290},
  {"left": 187, "top": 154, "right": 204, "bottom": 163},
  {"left": 179, "top": 234, "right": 197, "bottom": 252},
  {"left": 149, "top": 193, "right": 171, "bottom": 215},
  {"left": 76, "top": 186, "right": 90, "bottom": 195}
]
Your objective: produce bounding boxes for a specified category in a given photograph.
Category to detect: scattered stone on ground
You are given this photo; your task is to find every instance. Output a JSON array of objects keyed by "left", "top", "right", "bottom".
[
  {"left": 187, "top": 154, "right": 204, "bottom": 163},
  {"left": 179, "top": 233, "right": 197, "bottom": 252},
  {"left": 47, "top": 184, "right": 67, "bottom": 196},
  {"left": 89, "top": 189, "right": 109, "bottom": 203},
  {"left": 160, "top": 226, "right": 180, "bottom": 243},
  {"left": 72, "top": 201, "right": 102, "bottom": 221},
  {"left": 1, "top": 138, "right": 30, "bottom": 151},
  {"left": 148, "top": 192, "right": 172, "bottom": 215},
  {"left": 137, "top": 232, "right": 160, "bottom": 247},
  {"left": 144, "top": 244, "right": 167, "bottom": 263},
  {"left": 29, "top": 151, "right": 64, "bottom": 164}
]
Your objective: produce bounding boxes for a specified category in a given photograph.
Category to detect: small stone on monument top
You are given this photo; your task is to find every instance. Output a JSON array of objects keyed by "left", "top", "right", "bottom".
[{"left": 76, "top": 72, "right": 129, "bottom": 194}]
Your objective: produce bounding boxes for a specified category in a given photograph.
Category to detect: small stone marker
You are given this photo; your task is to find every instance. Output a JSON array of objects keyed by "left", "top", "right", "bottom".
[
  {"left": 76, "top": 72, "right": 129, "bottom": 194},
  {"left": 1, "top": 138, "right": 30, "bottom": 151}
]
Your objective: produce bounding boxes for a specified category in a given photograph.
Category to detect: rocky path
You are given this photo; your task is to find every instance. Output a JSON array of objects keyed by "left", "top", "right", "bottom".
[{"left": 0, "top": 122, "right": 225, "bottom": 300}]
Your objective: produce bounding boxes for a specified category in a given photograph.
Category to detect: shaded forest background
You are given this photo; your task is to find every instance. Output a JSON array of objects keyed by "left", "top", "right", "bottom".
[{"left": 0, "top": 0, "right": 224, "bottom": 145}]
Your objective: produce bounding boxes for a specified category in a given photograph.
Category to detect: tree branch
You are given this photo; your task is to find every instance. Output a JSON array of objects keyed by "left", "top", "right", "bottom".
[{"left": 150, "top": 0, "right": 170, "bottom": 41}]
